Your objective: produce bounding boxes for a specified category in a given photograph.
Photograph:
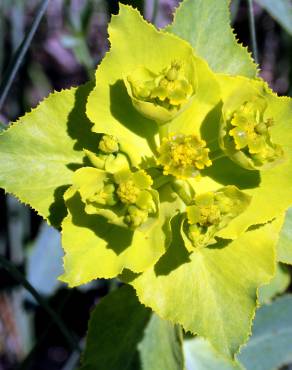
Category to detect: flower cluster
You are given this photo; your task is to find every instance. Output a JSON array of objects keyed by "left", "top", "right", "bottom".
[
  {"left": 183, "top": 186, "right": 251, "bottom": 249},
  {"left": 220, "top": 95, "right": 284, "bottom": 170},
  {"left": 1, "top": 3, "right": 291, "bottom": 360},
  {"left": 125, "top": 60, "right": 195, "bottom": 123},
  {"left": 78, "top": 5, "right": 291, "bottom": 356},
  {"left": 70, "top": 137, "right": 158, "bottom": 229}
]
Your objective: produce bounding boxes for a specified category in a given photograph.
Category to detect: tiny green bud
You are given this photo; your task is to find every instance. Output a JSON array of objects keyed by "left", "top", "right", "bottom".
[
  {"left": 124, "top": 205, "right": 148, "bottom": 228},
  {"left": 98, "top": 135, "right": 119, "bottom": 153},
  {"left": 166, "top": 66, "right": 178, "bottom": 81},
  {"left": 159, "top": 78, "right": 169, "bottom": 88},
  {"left": 84, "top": 149, "right": 107, "bottom": 169},
  {"left": 117, "top": 180, "right": 140, "bottom": 204}
]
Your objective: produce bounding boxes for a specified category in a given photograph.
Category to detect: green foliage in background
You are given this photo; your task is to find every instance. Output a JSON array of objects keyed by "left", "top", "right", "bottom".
[
  {"left": 184, "top": 295, "right": 292, "bottom": 370},
  {"left": 80, "top": 285, "right": 184, "bottom": 370}
]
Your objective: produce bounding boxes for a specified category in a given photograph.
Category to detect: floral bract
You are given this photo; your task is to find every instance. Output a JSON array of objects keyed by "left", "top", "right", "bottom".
[
  {"left": 183, "top": 186, "right": 251, "bottom": 250},
  {"left": 220, "top": 92, "right": 284, "bottom": 171},
  {"left": 0, "top": 1, "right": 291, "bottom": 362},
  {"left": 125, "top": 60, "right": 195, "bottom": 123},
  {"left": 71, "top": 159, "right": 158, "bottom": 229}
]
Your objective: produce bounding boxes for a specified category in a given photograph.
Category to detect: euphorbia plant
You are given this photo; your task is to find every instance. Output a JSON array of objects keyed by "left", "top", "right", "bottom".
[{"left": 0, "top": 0, "right": 291, "bottom": 364}]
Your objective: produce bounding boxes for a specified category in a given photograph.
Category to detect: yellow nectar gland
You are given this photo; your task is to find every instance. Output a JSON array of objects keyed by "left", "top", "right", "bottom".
[
  {"left": 157, "top": 134, "right": 212, "bottom": 179},
  {"left": 117, "top": 180, "right": 140, "bottom": 204}
]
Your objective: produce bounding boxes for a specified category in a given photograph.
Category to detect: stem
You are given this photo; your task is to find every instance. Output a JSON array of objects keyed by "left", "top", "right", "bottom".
[
  {"left": 0, "top": 255, "right": 80, "bottom": 352},
  {"left": 151, "top": 0, "right": 159, "bottom": 24},
  {"left": 210, "top": 148, "right": 226, "bottom": 161},
  {"left": 231, "top": 0, "right": 241, "bottom": 24},
  {"left": 153, "top": 174, "right": 172, "bottom": 189},
  {"left": 61, "top": 339, "right": 85, "bottom": 370},
  {"left": 0, "top": 0, "right": 50, "bottom": 111},
  {"left": 172, "top": 180, "right": 194, "bottom": 205},
  {"left": 206, "top": 137, "right": 220, "bottom": 147},
  {"left": 212, "top": 153, "right": 227, "bottom": 161},
  {"left": 247, "top": 0, "right": 259, "bottom": 64},
  {"left": 158, "top": 122, "right": 169, "bottom": 142},
  {"left": 18, "top": 291, "right": 74, "bottom": 370}
]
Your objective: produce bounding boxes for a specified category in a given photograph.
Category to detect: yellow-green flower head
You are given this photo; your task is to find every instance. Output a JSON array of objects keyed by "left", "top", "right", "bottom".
[
  {"left": 124, "top": 205, "right": 149, "bottom": 228},
  {"left": 157, "top": 134, "right": 212, "bottom": 179},
  {"left": 124, "top": 59, "right": 196, "bottom": 123},
  {"left": 115, "top": 169, "right": 157, "bottom": 227},
  {"left": 71, "top": 165, "right": 158, "bottom": 229},
  {"left": 117, "top": 180, "right": 141, "bottom": 204},
  {"left": 98, "top": 134, "right": 119, "bottom": 154},
  {"left": 220, "top": 96, "right": 284, "bottom": 170},
  {"left": 182, "top": 186, "right": 251, "bottom": 249}
]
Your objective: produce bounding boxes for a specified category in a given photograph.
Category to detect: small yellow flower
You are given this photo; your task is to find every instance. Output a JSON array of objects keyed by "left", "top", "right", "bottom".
[
  {"left": 117, "top": 180, "right": 141, "bottom": 204},
  {"left": 157, "top": 134, "right": 212, "bottom": 179},
  {"left": 221, "top": 96, "right": 284, "bottom": 170},
  {"left": 98, "top": 135, "right": 119, "bottom": 153},
  {"left": 185, "top": 186, "right": 251, "bottom": 249}
]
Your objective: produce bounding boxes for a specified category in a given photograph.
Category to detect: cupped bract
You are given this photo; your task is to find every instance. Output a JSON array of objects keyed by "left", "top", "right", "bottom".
[
  {"left": 70, "top": 166, "right": 158, "bottom": 229},
  {"left": 191, "top": 75, "right": 292, "bottom": 239},
  {"left": 219, "top": 90, "right": 284, "bottom": 171},
  {"left": 182, "top": 186, "right": 251, "bottom": 250},
  {"left": 86, "top": 5, "right": 221, "bottom": 168},
  {"left": 60, "top": 180, "right": 183, "bottom": 286},
  {"left": 124, "top": 59, "right": 196, "bottom": 123}
]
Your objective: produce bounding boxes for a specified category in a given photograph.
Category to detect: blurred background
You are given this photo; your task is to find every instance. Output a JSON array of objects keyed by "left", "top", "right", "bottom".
[{"left": 0, "top": 1, "right": 291, "bottom": 369}]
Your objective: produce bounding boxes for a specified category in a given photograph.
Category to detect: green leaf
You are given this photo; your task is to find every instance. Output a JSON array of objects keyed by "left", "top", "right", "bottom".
[
  {"left": 258, "top": 263, "right": 290, "bottom": 304},
  {"left": 0, "top": 82, "right": 97, "bottom": 227},
  {"left": 184, "top": 295, "right": 292, "bottom": 370},
  {"left": 80, "top": 285, "right": 150, "bottom": 370},
  {"left": 136, "top": 314, "right": 184, "bottom": 370},
  {"left": 86, "top": 4, "right": 220, "bottom": 166},
  {"left": 59, "top": 185, "right": 182, "bottom": 286},
  {"left": 238, "top": 294, "right": 292, "bottom": 370},
  {"left": 194, "top": 75, "right": 292, "bottom": 239},
  {"left": 80, "top": 285, "right": 184, "bottom": 370},
  {"left": 225, "top": 92, "right": 292, "bottom": 237},
  {"left": 184, "top": 338, "right": 242, "bottom": 370},
  {"left": 129, "top": 220, "right": 277, "bottom": 358},
  {"left": 166, "top": 0, "right": 257, "bottom": 77},
  {"left": 255, "top": 0, "right": 292, "bottom": 35},
  {"left": 277, "top": 207, "right": 292, "bottom": 264}
]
